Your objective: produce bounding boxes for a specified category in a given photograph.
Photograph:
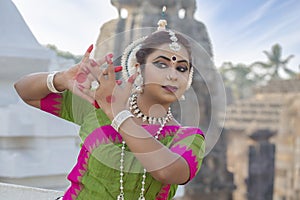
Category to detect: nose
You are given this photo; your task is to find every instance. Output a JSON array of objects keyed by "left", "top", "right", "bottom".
[{"left": 167, "top": 68, "right": 178, "bottom": 81}]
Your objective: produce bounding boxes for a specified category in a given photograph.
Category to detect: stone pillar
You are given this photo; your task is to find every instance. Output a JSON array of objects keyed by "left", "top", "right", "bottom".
[{"left": 247, "top": 130, "right": 275, "bottom": 200}]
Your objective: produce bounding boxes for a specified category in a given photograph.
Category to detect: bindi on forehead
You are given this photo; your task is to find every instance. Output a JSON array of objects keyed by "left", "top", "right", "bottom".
[
  {"left": 171, "top": 55, "right": 177, "bottom": 62},
  {"left": 152, "top": 55, "right": 189, "bottom": 66},
  {"left": 171, "top": 55, "right": 177, "bottom": 63}
]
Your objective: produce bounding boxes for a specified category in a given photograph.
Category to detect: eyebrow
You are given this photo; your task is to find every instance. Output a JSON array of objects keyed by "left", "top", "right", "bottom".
[{"left": 153, "top": 56, "right": 189, "bottom": 64}]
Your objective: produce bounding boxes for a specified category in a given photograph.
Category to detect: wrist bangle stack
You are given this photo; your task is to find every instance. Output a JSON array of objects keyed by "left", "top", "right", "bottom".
[
  {"left": 111, "top": 110, "right": 134, "bottom": 132},
  {"left": 46, "top": 71, "right": 64, "bottom": 93}
]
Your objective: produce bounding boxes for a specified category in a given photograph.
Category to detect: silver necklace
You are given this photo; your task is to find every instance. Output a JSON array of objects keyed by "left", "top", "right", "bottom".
[
  {"left": 117, "top": 94, "right": 173, "bottom": 200},
  {"left": 129, "top": 94, "right": 173, "bottom": 127}
]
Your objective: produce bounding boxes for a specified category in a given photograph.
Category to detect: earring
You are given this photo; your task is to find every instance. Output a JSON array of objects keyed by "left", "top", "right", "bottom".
[
  {"left": 186, "top": 67, "right": 194, "bottom": 90},
  {"left": 134, "top": 67, "right": 144, "bottom": 94},
  {"left": 179, "top": 95, "right": 185, "bottom": 101}
]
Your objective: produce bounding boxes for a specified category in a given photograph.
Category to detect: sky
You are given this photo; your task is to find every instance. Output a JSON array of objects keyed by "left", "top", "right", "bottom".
[{"left": 11, "top": 0, "right": 300, "bottom": 71}]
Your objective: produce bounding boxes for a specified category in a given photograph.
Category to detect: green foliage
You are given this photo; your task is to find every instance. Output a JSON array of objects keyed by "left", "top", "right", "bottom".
[
  {"left": 250, "top": 43, "right": 297, "bottom": 80},
  {"left": 45, "top": 44, "right": 82, "bottom": 63},
  {"left": 218, "top": 43, "right": 297, "bottom": 101},
  {"left": 219, "top": 62, "right": 257, "bottom": 99}
]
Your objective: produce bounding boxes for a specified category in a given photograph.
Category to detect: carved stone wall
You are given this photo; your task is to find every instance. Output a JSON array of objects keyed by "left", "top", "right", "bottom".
[
  {"left": 247, "top": 130, "right": 275, "bottom": 200},
  {"left": 224, "top": 94, "right": 282, "bottom": 200},
  {"left": 274, "top": 93, "right": 300, "bottom": 200},
  {"left": 224, "top": 78, "right": 300, "bottom": 200},
  {"left": 254, "top": 79, "right": 300, "bottom": 94}
]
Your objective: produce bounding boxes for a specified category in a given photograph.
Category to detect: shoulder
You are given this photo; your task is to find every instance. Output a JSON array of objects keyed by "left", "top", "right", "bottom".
[
  {"left": 162, "top": 125, "right": 205, "bottom": 147},
  {"left": 168, "top": 120, "right": 204, "bottom": 136},
  {"left": 174, "top": 126, "right": 205, "bottom": 141}
]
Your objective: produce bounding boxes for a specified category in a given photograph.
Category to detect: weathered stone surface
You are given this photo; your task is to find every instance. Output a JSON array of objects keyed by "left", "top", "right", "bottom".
[
  {"left": 274, "top": 92, "right": 300, "bottom": 200},
  {"left": 0, "top": 0, "right": 80, "bottom": 190},
  {"left": 224, "top": 77, "right": 300, "bottom": 200},
  {"left": 247, "top": 130, "right": 275, "bottom": 200},
  {"left": 254, "top": 78, "right": 300, "bottom": 94}
]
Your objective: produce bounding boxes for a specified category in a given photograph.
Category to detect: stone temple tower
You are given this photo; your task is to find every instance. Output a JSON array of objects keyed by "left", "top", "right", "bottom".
[
  {"left": 0, "top": 0, "right": 80, "bottom": 190},
  {"left": 94, "top": 0, "right": 234, "bottom": 199}
]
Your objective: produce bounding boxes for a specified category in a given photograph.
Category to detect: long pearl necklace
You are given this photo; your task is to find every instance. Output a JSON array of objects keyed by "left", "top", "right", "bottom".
[{"left": 117, "top": 94, "right": 173, "bottom": 200}]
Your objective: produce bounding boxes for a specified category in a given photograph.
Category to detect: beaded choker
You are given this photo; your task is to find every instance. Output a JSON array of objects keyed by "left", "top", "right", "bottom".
[
  {"left": 129, "top": 94, "right": 173, "bottom": 126},
  {"left": 117, "top": 94, "right": 173, "bottom": 200}
]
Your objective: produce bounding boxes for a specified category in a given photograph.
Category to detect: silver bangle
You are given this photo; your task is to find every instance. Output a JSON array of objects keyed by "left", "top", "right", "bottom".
[
  {"left": 46, "top": 71, "right": 64, "bottom": 93},
  {"left": 111, "top": 110, "right": 134, "bottom": 132}
]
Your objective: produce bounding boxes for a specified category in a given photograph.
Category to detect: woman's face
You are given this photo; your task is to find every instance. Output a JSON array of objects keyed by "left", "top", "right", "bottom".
[{"left": 142, "top": 43, "right": 190, "bottom": 104}]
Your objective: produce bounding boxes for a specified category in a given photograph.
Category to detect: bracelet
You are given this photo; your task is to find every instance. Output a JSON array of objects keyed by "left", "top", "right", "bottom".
[
  {"left": 111, "top": 110, "right": 134, "bottom": 132},
  {"left": 46, "top": 71, "right": 64, "bottom": 93}
]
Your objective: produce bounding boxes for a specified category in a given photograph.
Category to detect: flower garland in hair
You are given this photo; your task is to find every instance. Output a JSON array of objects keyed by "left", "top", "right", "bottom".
[{"left": 121, "top": 37, "right": 147, "bottom": 82}]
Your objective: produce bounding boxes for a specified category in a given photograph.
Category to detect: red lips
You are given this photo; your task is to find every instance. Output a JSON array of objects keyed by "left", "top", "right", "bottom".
[{"left": 162, "top": 85, "right": 178, "bottom": 93}]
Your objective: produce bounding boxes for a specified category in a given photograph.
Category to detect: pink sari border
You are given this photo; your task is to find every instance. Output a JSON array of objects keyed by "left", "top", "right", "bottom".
[
  {"left": 156, "top": 184, "right": 171, "bottom": 200},
  {"left": 63, "top": 125, "right": 203, "bottom": 199},
  {"left": 40, "top": 93, "right": 62, "bottom": 116},
  {"left": 170, "top": 145, "right": 198, "bottom": 181}
]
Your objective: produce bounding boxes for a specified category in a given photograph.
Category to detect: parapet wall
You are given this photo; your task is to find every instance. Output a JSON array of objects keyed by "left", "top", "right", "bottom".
[{"left": 0, "top": 182, "right": 64, "bottom": 200}]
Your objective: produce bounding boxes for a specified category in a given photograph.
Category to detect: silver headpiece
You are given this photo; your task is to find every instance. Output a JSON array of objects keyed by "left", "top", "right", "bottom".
[{"left": 168, "top": 30, "right": 181, "bottom": 52}]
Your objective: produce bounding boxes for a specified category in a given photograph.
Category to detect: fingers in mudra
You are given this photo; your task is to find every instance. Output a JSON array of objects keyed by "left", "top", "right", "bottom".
[
  {"left": 76, "top": 79, "right": 98, "bottom": 100},
  {"left": 82, "top": 44, "right": 93, "bottom": 63},
  {"left": 98, "top": 57, "right": 116, "bottom": 86},
  {"left": 73, "top": 47, "right": 124, "bottom": 104},
  {"left": 102, "top": 65, "right": 123, "bottom": 76},
  {"left": 85, "top": 54, "right": 123, "bottom": 82},
  {"left": 71, "top": 81, "right": 95, "bottom": 104}
]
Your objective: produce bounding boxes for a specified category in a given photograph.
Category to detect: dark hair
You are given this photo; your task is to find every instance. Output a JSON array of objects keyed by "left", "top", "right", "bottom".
[{"left": 136, "top": 31, "right": 192, "bottom": 68}]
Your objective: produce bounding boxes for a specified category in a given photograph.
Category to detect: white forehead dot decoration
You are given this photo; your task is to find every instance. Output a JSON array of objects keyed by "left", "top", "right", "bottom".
[{"left": 168, "top": 30, "right": 181, "bottom": 52}]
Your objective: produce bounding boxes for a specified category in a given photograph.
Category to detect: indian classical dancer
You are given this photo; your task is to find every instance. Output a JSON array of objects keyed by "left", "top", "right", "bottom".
[{"left": 14, "top": 18, "right": 205, "bottom": 200}]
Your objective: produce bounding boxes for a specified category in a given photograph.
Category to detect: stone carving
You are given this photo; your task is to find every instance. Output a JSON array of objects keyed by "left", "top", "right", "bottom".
[
  {"left": 224, "top": 77, "right": 300, "bottom": 200},
  {"left": 274, "top": 92, "right": 300, "bottom": 199},
  {"left": 247, "top": 130, "right": 275, "bottom": 200}
]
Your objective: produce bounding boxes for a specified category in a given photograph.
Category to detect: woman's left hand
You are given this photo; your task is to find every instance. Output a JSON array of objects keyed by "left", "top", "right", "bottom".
[{"left": 77, "top": 53, "right": 137, "bottom": 120}]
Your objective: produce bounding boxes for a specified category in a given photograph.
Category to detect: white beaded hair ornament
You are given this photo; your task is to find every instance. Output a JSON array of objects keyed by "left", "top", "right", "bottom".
[{"left": 121, "top": 7, "right": 194, "bottom": 90}]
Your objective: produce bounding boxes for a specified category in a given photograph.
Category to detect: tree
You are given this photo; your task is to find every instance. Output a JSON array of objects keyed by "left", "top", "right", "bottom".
[
  {"left": 45, "top": 44, "right": 82, "bottom": 63},
  {"left": 250, "top": 43, "right": 296, "bottom": 81},
  {"left": 219, "top": 62, "right": 258, "bottom": 100}
]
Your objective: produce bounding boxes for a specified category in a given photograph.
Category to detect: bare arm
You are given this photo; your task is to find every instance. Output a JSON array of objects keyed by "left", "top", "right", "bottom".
[
  {"left": 14, "top": 71, "right": 67, "bottom": 108},
  {"left": 14, "top": 45, "right": 97, "bottom": 108},
  {"left": 119, "top": 118, "right": 190, "bottom": 185}
]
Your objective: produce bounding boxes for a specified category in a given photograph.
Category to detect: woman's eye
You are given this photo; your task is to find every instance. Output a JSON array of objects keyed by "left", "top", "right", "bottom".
[
  {"left": 176, "top": 65, "right": 188, "bottom": 72},
  {"left": 153, "top": 62, "right": 168, "bottom": 69}
]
